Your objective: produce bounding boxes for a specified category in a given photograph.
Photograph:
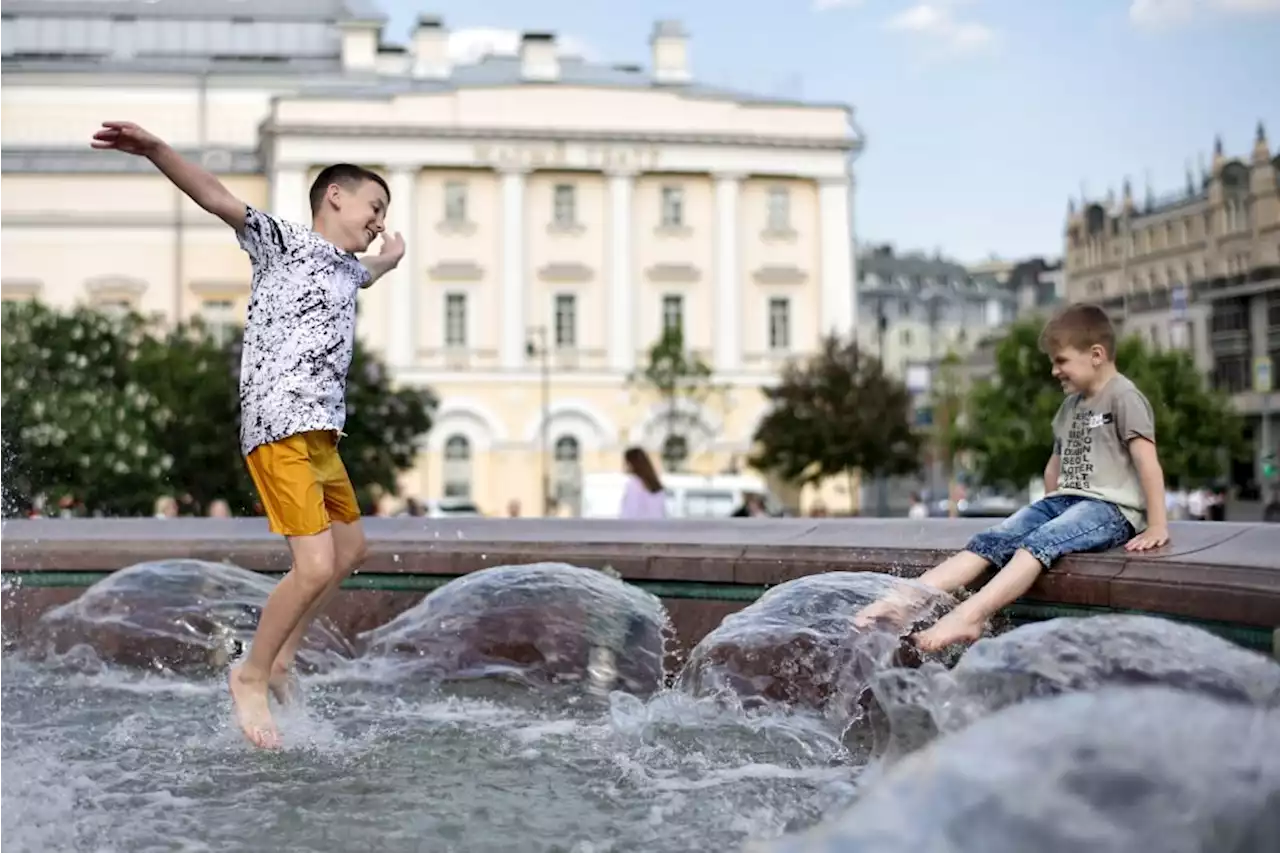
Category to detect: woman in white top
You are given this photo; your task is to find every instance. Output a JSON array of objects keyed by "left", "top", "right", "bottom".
[{"left": 619, "top": 446, "right": 667, "bottom": 519}]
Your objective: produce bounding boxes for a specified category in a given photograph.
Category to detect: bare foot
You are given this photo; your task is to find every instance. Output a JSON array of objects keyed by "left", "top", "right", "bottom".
[
  {"left": 228, "top": 665, "right": 281, "bottom": 749},
  {"left": 911, "top": 610, "right": 986, "bottom": 652},
  {"left": 269, "top": 665, "right": 301, "bottom": 708},
  {"left": 851, "top": 596, "right": 911, "bottom": 631}
]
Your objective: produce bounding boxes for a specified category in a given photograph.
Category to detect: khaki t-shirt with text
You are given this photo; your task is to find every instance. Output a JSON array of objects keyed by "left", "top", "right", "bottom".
[{"left": 1049, "top": 373, "right": 1155, "bottom": 532}]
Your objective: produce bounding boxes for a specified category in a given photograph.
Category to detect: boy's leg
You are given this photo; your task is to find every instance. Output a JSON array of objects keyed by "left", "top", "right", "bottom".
[
  {"left": 853, "top": 499, "right": 1060, "bottom": 629},
  {"left": 268, "top": 434, "right": 368, "bottom": 704},
  {"left": 913, "top": 499, "right": 1132, "bottom": 651},
  {"left": 231, "top": 434, "right": 338, "bottom": 748}
]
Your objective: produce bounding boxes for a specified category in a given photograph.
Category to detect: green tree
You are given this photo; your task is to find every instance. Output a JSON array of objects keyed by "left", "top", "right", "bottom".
[
  {"left": 750, "top": 334, "right": 922, "bottom": 498},
  {"left": 2, "top": 300, "right": 438, "bottom": 517},
  {"left": 963, "top": 317, "right": 1246, "bottom": 491},
  {"left": 1, "top": 300, "right": 172, "bottom": 516},
  {"left": 629, "top": 325, "right": 719, "bottom": 469}
]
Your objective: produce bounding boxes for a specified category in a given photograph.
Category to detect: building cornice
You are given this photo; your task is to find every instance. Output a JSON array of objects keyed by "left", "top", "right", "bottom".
[
  {"left": 2, "top": 147, "right": 263, "bottom": 175},
  {"left": 261, "top": 122, "right": 860, "bottom": 152}
]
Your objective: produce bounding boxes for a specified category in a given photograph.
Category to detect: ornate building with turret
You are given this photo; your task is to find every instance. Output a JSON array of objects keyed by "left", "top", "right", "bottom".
[{"left": 1062, "top": 124, "right": 1279, "bottom": 496}]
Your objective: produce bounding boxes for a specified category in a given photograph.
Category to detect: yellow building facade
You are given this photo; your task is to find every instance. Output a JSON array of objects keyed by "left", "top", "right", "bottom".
[{"left": 1, "top": 4, "right": 862, "bottom": 516}]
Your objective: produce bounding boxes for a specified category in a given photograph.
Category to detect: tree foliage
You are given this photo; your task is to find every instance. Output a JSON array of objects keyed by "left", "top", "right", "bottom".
[
  {"left": 629, "top": 325, "right": 720, "bottom": 462},
  {"left": 750, "top": 334, "right": 922, "bottom": 487},
  {"left": 962, "top": 317, "right": 1247, "bottom": 491},
  {"left": 1, "top": 300, "right": 437, "bottom": 517}
]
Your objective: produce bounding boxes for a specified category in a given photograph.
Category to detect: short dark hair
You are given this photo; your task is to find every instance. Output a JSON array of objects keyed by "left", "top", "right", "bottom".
[
  {"left": 308, "top": 164, "right": 390, "bottom": 215},
  {"left": 1039, "top": 302, "right": 1116, "bottom": 360}
]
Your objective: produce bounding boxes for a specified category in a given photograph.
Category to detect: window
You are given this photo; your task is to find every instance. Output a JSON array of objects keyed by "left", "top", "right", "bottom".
[
  {"left": 1203, "top": 210, "right": 1214, "bottom": 236},
  {"left": 662, "top": 294, "right": 684, "bottom": 337},
  {"left": 442, "top": 435, "right": 472, "bottom": 499},
  {"left": 201, "top": 298, "right": 236, "bottom": 345},
  {"left": 768, "top": 297, "right": 790, "bottom": 351},
  {"left": 95, "top": 298, "right": 132, "bottom": 321},
  {"left": 554, "top": 293, "right": 577, "bottom": 348},
  {"left": 552, "top": 436, "right": 582, "bottom": 516},
  {"left": 900, "top": 328, "right": 912, "bottom": 347},
  {"left": 660, "top": 185, "right": 684, "bottom": 227},
  {"left": 553, "top": 184, "right": 576, "bottom": 227},
  {"left": 661, "top": 434, "right": 689, "bottom": 473},
  {"left": 444, "top": 292, "right": 467, "bottom": 347},
  {"left": 766, "top": 186, "right": 790, "bottom": 231},
  {"left": 444, "top": 181, "right": 467, "bottom": 224}
]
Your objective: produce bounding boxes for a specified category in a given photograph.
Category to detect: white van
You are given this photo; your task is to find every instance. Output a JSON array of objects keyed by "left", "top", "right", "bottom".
[{"left": 579, "top": 471, "right": 782, "bottom": 519}]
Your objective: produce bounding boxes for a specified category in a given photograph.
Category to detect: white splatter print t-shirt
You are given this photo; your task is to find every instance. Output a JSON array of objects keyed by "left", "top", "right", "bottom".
[{"left": 236, "top": 205, "right": 370, "bottom": 456}]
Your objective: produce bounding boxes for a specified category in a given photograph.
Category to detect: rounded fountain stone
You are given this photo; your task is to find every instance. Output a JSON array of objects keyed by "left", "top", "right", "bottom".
[
  {"left": 870, "top": 613, "right": 1280, "bottom": 757},
  {"left": 26, "top": 559, "right": 353, "bottom": 675},
  {"left": 756, "top": 686, "right": 1280, "bottom": 853},
  {"left": 676, "top": 572, "right": 956, "bottom": 726},
  {"left": 358, "top": 562, "right": 669, "bottom": 696}
]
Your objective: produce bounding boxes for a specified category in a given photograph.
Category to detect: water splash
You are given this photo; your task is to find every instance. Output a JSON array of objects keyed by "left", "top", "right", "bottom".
[
  {"left": 869, "top": 614, "right": 1280, "bottom": 759},
  {"left": 676, "top": 572, "right": 957, "bottom": 747},
  {"left": 359, "top": 562, "right": 670, "bottom": 696},
  {"left": 756, "top": 685, "right": 1280, "bottom": 853},
  {"left": 25, "top": 559, "right": 353, "bottom": 676}
]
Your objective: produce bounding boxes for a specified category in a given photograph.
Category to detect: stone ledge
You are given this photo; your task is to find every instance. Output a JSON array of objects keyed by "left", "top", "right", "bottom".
[{"left": 2, "top": 518, "right": 1278, "bottom": 629}]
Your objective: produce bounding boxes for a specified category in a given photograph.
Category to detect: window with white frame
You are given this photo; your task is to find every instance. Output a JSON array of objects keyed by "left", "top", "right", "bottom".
[
  {"left": 444, "top": 181, "right": 467, "bottom": 224},
  {"left": 768, "top": 297, "right": 791, "bottom": 351},
  {"left": 660, "top": 185, "right": 684, "bottom": 227},
  {"left": 201, "top": 298, "right": 236, "bottom": 345},
  {"left": 553, "top": 184, "right": 576, "bottom": 227},
  {"left": 766, "top": 186, "right": 790, "bottom": 231},
  {"left": 662, "top": 434, "right": 689, "bottom": 473},
  {"left": 554, "top": 293, "right": 577, "bottom": 348},
  {"left": 442, "top": 435, "right": 472, "bottom": 499},
  {"left": 662, "top": 294, "right": 684, "bottom": 338},
  {"left": 444, "top": 292, "right": 467, "bottom": 347}
]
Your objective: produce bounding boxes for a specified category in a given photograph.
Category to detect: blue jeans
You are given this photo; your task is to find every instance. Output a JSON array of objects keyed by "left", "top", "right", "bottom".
[{"left": 965, "top": 495, "right": 1134, "bottom": 570}]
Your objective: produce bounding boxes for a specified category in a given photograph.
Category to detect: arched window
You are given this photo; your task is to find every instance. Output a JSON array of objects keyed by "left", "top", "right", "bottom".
[
  {"left": 662, "top": 435, "right": 689, "bottom": 473},
  {"left": 442, "top": 435, "right": 472, "bottom": 499},
  {"left": 552, "top": 436, "right": 582, "bottom": 516}
]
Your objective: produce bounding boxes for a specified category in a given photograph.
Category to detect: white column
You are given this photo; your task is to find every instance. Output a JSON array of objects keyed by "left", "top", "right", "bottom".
[
  {"left": 608, "top": 170, "right": 635, "bottom": 373},
  {"left": 819, "top": 176, "right": 855, "bottom": 338},
  {"left": 386, "top": 168, "right": 418, "bottom": 368},
  {"left": 500, "top": 167, "right": 527, "bottom": 371},
  {"left": 714, "top": 173, "right": 742, "bottom": 372},
  {"left": 270, "top": 167, "right": 307, "bottom": 225}
]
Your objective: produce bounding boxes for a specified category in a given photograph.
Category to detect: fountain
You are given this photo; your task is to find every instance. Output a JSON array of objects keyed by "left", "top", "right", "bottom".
[
  {"left": 359, "top": 562, "right": 669, "bottom": 696},
  {"left": 869, "top": 614, "right": 1280, "bottom": 756},
  {"left": 755, "top": 686, "right": 1280, "bottom": 853},
  {"left": 23, "top": 559, "right": 353, "bottom": 676}
]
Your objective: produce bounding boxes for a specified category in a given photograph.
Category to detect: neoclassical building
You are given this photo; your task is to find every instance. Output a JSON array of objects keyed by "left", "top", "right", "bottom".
[{"left": 1, "top": 0, "right": 861, "bottom": 515}]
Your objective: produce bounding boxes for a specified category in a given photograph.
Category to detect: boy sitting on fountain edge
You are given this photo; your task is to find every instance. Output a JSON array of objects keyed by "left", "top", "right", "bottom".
[
  {"left": 92, "top": 121, "right": 405, "bottom": 749},
  {"left": 857, "top": 303, "right": 1170, "bottom": 651}
]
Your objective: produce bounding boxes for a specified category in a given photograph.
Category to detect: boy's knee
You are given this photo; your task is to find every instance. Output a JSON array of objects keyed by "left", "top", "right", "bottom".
[
  {"left": 293, "top": 549, "right": 338, "bottom": 590},
  {"left": 335, "top": 528, "right": 368, "bottom": 570}
]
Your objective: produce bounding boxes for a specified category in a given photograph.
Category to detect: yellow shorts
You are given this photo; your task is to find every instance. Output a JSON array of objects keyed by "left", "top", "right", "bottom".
[{"left": 245, "top": 430, "right": 362, "bottom": 537}]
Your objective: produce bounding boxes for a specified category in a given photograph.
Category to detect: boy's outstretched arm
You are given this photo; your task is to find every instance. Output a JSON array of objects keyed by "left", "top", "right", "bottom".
[
  {"left": 91, "top": 121, "right": 247, "bottom": 232},
  {"left": 358, "top": 232, "right": 405, "bottom": 288},
  {"left": 1124, "top": 437, "right": 1170, "bottom": 551}
]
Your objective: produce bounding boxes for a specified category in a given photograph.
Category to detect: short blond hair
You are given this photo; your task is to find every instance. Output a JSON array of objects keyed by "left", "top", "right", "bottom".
[{"left": 1038, "top": 303, "right": 1116, "bottom": 361}]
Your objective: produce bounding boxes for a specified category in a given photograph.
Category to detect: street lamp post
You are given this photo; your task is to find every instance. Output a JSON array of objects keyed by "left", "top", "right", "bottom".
[
  {"left": 527, "top": 326, "right": 551, "bottom": 516},
  {"left": 876, "top": 300, "right": 889, "bottom": 517}
]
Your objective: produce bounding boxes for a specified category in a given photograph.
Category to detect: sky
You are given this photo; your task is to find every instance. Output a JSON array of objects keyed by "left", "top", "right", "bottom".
[{"left": 374, "top": 0, "right": 1279, "bottom": 263}]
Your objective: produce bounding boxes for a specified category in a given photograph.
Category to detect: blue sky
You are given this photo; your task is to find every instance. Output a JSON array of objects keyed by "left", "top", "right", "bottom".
[{"left": 376, "top": 0, "right": 1279, "bottom": 263}]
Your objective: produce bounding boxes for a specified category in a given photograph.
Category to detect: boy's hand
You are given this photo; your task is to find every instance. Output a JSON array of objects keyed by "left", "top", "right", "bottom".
[
  {"left": 91, "top": 121, "right": 162, "bottom": 157},
  {"left": 379, "top": 231, "right": 406, "bottom": 267},
  {"left": 1124, "top": 524, "right": 1169, "bottom": 552}
]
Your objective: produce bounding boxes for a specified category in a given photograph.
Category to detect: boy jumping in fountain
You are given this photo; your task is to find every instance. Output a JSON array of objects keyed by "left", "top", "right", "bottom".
[
  {"left": 858, "top": 303, "right": 1170, "bottom": 651},
  {"left": 92, "top": 121, "right": 405, "bottom": 748}
]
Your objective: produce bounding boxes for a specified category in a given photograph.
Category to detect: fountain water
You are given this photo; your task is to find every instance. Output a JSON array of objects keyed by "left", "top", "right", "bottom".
[
  {"left": 25, "top": 559, "right": 353, "bottom": 676},
  {"left": 755, "top": 686, "right": 1280, "bottom": 853}
]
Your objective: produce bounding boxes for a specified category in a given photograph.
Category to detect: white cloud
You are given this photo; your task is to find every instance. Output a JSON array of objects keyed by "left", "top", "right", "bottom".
[
  {"left": 1129, "top": 0, "right": 1280, "bottom": 29},
  {"left": 812, "top": 0, "right": 866, "bottom": 10},
  {"left": 445, "top": 28, "right": 596, "bottom": 65},
  {"left": 884, "top": 2, "right": 997, "bottom": 55}
]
